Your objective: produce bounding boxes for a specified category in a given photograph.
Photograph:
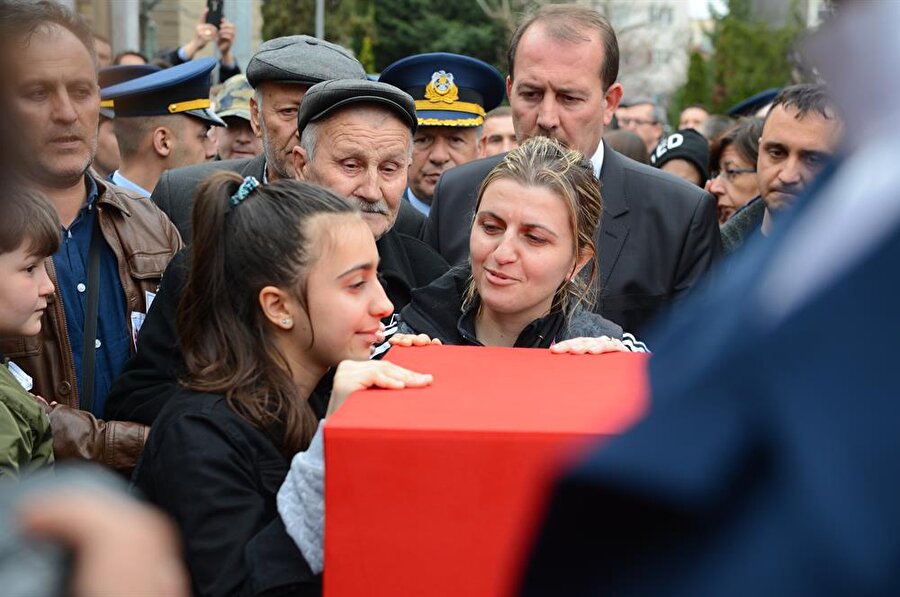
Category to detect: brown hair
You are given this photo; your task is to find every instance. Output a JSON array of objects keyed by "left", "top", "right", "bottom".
[
  {"left": 178, "top": 171, "right": 357, "bottom": 455},
  {"left": 464, "top": 136, "right": 602, "bottom": 318},
  {"left": 507, "top": 4, "right": 619, "bottom": 90},
  {"left": 0, "top": 187, "right": 60, "bottom": 257},
  {"left": 709, "top": 117, "right": 764, "bottom": 173},
  {"left": 0, "top": 0, "right": 97, "bottom": 66}
]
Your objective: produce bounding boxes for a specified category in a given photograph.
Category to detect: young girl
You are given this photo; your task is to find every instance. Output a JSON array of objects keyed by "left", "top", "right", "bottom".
[
  {"left": 133, "top": 172, "right": 431, "bottom": 596},
  {"left": 0, "top": 188, "right": 58, "bottom": 477},
  {"left": 395, "top": 136, "right": 646, "bottom": 353}
]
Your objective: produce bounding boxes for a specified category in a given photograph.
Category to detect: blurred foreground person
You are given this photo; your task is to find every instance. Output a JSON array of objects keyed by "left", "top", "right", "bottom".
[
  {"left": 521, "top": 3, "right": 900, "bottom": 595},
  {"left": 4, "top": 467, "right": 189, "bottom": 596},
  {"left": 133, "top": 173, "right": 430, "bottom": 596}
]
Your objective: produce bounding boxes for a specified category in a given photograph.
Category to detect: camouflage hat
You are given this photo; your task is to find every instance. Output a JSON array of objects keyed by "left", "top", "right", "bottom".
[{"left": 215, "top": 74, "right": 254, "bottom": 122}]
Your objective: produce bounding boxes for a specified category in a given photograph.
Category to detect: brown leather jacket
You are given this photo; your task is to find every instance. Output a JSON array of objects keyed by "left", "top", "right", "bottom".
[{"left": 0, "top": 175, "right": 183, "bottom": 469}]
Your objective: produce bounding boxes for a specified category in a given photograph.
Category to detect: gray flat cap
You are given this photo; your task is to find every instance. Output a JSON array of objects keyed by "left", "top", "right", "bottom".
[
  {"left": 246, "top": 35, "right": 366, "bottom": 87},
  {"left": 297, "top": 79, "right": 418, "bottom": 136}
]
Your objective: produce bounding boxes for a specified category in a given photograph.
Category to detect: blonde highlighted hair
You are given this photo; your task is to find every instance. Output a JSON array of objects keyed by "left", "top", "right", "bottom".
[{"left": 463, "top": 136, "right": 602, "bottom": 317}]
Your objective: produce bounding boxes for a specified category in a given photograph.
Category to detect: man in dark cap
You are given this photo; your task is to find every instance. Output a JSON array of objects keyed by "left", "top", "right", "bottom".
[
  {"left": 380, "top": 52, "right": 505, "bottom": 216},
  {"left": 93, "top": 64, "right": 162, "bottom": 180},
  {"left": 0, "top": 0, "right": 182, "bottom": 470},
  {"left": 103, "top": 57, "right": 224, "bottom": 196},
  {"left": 150, "top": 35, "right": 366, "bottom": 240},
  {"left": 291, "top": 79, "right": 449, "bottom": 306}
]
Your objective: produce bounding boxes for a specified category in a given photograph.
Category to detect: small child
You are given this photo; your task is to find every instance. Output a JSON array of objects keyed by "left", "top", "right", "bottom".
[{"left": 0, "top": 188, "right": 60, "bottom": 478}]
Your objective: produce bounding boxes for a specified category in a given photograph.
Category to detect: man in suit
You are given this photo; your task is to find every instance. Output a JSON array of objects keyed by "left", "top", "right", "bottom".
[
  {"left": 521, "top": 3, "right": 900, "bottom": 593},
  {"left": 425, "top": 4, "right": 721, "bottom": 333}
]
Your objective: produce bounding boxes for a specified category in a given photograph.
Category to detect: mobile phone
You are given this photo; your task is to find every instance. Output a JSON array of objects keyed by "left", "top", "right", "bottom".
[{"left": 206, "top": 0, "right": 224, "bottom": 28}]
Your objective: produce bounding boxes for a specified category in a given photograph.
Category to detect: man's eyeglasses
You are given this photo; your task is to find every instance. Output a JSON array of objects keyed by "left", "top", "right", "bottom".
[{"left": 712, "top": 167, "right": 756, "bottom": 182}]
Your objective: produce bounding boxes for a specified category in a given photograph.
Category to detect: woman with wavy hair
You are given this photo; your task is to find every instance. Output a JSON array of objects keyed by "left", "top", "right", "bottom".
[{"left": 394, "top": 136, "right": 646, "bottom": 354}]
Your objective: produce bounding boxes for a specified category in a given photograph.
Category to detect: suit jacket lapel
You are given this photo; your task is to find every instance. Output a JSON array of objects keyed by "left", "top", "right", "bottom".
[
  {"left": 239, "top": 154, "right": 268, "bottom": 180},
  {"left": 596, "top": 144, "right": 630, "bottom": 288}
]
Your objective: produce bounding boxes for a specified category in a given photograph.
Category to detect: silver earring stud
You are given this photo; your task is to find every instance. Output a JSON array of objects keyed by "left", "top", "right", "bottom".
[{"left": 281, "top": 318, "right": 292, "bottom": 326}]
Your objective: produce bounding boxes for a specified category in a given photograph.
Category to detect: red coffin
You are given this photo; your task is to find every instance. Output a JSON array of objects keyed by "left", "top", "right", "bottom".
[{"left": 325, "top": 345, "right": 650, "bottom": 596}]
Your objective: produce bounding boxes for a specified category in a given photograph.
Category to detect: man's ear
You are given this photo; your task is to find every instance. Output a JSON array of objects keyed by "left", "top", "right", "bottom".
[
  {"left": 258, "top": 285, "right": 295, "bottom": 330},
  {"left": 603, "top": 83, "right": 624, "bottom": 127},
  {"left": 291, "top": 145, "right": 308, "bottom": 181},
  {"left": 152, "top": 126, "right": 173, "bottom": 158},
  {"left": 249, "top": 94, "right": 263, "bottom": 138},
  {"left": 506, "top": 75, "right": 513, "bottom": 103}
]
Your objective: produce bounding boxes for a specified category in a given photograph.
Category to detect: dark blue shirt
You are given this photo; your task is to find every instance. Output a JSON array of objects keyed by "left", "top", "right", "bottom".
[{"left": 52, "top": 176, "right": 129, "bottom": 417}]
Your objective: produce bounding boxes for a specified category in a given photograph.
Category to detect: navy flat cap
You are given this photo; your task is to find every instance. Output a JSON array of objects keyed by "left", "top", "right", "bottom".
[
  {"left": 101, "top": 57, "right": 225, "bottom": 126},
  {"left": 297, "top": 78, "right": 417, "bottom": 136},
  {"left": 246, "top": 35, "right": 366, "bottom": 87},
  {"left": 379, "top": 52, "right": 504, "bottom": 127}
]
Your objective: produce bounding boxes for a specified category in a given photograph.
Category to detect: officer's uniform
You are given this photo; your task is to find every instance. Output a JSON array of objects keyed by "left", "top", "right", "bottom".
[
  {"left": 380, "top": 52, "right": 505, "bottom": 216},
  {"left": 102, "top": 57, "right": 227, "bottom": 197}
]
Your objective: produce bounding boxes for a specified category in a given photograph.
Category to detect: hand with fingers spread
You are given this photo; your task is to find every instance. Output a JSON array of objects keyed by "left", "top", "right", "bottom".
[
  {"left": 549, "top": 336, "right": 628, "bottom": 355},
  {"left": 328, "top": 360, "right": 433, "bottom": 416},
  {"left": 389, "top": 333, "right": 442, "bottom": 348}
]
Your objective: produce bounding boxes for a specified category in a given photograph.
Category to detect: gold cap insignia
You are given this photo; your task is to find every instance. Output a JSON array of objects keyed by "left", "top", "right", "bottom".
[{"left": 424, "top": 70, "right": 459, "bottom": 104}]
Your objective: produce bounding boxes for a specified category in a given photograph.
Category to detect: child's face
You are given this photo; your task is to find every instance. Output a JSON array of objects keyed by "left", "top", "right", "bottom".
[
  {"left": 0, "top": 244, "right": 54, "bottom": 337},
  {"left": 302, "top": 217, "right": 394, "bottom": 366}
]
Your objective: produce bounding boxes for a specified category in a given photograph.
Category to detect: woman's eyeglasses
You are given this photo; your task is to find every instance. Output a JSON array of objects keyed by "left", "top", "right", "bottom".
[{"left": 711, "top": 167, "right": 756, "bottom": 182}]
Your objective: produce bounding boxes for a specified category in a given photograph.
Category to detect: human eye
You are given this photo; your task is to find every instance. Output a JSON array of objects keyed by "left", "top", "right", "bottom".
[
  {"left": 479, "top": 219, "right": 502, "bottom": 234},
  {"left": 560, "top": 94, "right": 582, "bottom": 106},
  {"left": 413, "top": 135, "right": 432, "bottom": 149},
  {"left": 380, "top": 161, "right": 400, "bottom": 174},
  {"left": 23, "top": 85, "right": 48, "bottom": 101},
  {"left": 766, "top": 146, "right": 786, "bottom": 160},
  {"left": 518, "top": 88, "right": 541, "bottom": 101},
  {"left": 525, "top": 233, "right": 548, "bottom": 245},
  {"left": 278, "top": 106, "right": 298, "bottom": 118},
  {"left": 341, "top": 159, "right": 362, "bottom": 173},
  {"left": 71, "top": 84, "right": 94, "bottom": 100}
]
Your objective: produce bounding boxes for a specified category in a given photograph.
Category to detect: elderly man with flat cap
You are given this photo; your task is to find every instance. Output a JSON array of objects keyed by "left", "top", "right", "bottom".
[
  {"left": 106, "top": 79, "right": 448, "bottom": 426},
  {"left": 290, "top": 79, "right": 449, "bottom": 310},
  {"left": 151, "top": 34, "right": 428, "bottom": 241}
]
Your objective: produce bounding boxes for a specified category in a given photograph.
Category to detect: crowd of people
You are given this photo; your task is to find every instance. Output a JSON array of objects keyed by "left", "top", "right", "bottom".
[{"left": 1, "top": 0, "right": 897, "bottom": 595}]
